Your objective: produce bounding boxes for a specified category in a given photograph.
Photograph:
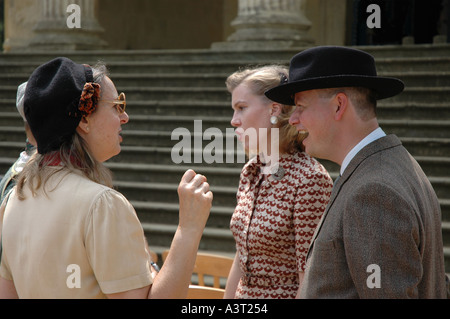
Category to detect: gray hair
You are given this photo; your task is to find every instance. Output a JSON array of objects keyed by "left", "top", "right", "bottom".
[{"left": 16, "top": 82, "right": 28, "bottom": 121}]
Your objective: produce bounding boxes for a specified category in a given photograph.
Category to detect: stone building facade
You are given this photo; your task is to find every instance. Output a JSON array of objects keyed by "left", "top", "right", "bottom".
[{"left": 2, "top": 0, "right": 449, "bottom": 51}]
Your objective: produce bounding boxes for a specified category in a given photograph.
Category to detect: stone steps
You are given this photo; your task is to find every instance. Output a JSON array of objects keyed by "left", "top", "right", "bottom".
[
  {"left": 2, "top": 136, "right": 449, "bottom": 178},
  {"left": 114, "top": 180, "right": 238, "bottom": 208},
  {"left": 376, "top": 102, "right": 450, "bottom": 120},
  {"left": 0, "top": 72, "right": 230, "bottom": 88},
  {"left": 401, "top": 137, "right": 450, "bottom": 157},
  {"left": 3, "top": 84, "right": 447, "bottom": 104},
  {"left": 0, "top": 113, "right": 433, "bottom": 139},
  {"left": 141, "top": 222, "right": 235, "bottom": 252},
  {"left": 381, "top": 119, "right": 450, "bottom": 138},
  {"left": 106, "top": 162, "right": 241, "bottom": 188},
  {"left": 0, "top": 57, "right": 449, "bottom": 79},
  {"left": 3, "top": 70, "right": 450, "bottom": 88},
  {"left": 0, "top": 48, "right": 300, "bottom": 63},
  {"left": 0, "top": 44, "right": 448, "bottom": 63},
  {"left": 121, "top": 118, "right": 449, "bottom": 140},
  {"left": 131, "top": 200, "right": 233, "bottom": 228},
  {"left": 3, "top": 99, "right": 449, "bottom": 119},
  {"left": 111, "top": 154, "right": 450, "bottom": 182},
  {"left": 381, "top": 72, "right": 450, "bottom": 87},
  {"left": 111, "top": 145, "right": 246, "bottom": 168}
]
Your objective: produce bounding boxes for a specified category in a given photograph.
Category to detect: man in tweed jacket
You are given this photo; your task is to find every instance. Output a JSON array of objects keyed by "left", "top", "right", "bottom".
[{"left": 265, "top": 46, "right": 449, "bottom": 298}]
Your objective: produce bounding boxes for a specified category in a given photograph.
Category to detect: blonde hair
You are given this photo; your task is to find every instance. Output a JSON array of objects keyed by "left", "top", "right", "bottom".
[
  {"left": 16, "top": 64, "right": 113, "bottom": 200},
  {"left": 226, "top": 65, "right": 305, "bottom": 155}
]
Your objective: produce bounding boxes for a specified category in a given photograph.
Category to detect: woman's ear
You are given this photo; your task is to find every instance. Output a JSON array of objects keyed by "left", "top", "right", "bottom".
[
  {"left": 270, "top": 103, "right": 282, "bottom": 117},
  {"left": 76, "top": 116, "right": 90, "bottom": 135}
]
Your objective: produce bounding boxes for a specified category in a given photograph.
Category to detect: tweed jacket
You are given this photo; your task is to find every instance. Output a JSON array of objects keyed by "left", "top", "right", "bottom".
[{"left": 300, "top": 134, "right": 448, "bottom": 298}]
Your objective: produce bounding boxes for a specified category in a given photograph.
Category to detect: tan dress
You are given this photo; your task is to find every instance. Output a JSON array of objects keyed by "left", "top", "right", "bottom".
[{"left": 0, "top": 168, "right": 152, "bottom": 298}]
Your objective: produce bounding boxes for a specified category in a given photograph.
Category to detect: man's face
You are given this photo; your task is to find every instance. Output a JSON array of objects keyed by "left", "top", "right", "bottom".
[{"left": 289, "top": 89, "right": 336, "bottom": 160}]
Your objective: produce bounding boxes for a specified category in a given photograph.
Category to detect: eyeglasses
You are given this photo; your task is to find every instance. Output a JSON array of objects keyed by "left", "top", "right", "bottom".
[{"left": 105, "top": 92, "right": 126, "bottom": 114}]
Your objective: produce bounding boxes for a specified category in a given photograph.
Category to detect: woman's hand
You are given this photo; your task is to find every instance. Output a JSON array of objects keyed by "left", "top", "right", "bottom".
[{"left": 177, "top": 169, "right": 212, "bottom": 233}]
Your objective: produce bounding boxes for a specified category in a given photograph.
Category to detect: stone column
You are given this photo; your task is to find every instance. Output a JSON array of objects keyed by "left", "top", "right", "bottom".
[
  {"left": 28, "top": 0, "right": 107, "bottom": 50},
  {"left": 212, "top": 0, "right": 314, "bottom": 50}
]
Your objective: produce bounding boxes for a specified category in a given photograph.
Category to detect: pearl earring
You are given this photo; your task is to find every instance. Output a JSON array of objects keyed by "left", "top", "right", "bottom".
[{"left": 270, "top": 116, "right": 278, "bottom": 125}]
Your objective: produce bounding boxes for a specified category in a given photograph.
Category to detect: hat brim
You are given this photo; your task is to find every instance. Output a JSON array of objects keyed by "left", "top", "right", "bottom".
[{"left": 265, "top": 75, "right": 405, "bottom": 106}]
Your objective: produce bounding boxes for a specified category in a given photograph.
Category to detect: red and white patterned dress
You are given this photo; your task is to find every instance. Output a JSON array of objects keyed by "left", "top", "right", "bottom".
[{"left": 230, "top": 152, "right": 333, "bottom": 299}]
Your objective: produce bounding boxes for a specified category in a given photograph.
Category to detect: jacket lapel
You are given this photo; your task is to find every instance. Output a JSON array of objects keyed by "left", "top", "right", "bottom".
[{"left": 305, "top": 135, "right": 402, "bottom": 259}]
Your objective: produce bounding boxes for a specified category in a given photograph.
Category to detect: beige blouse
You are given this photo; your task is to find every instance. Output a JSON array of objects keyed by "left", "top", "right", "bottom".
[{"left": 0, "top": 168, "right": 152, "bottom": 298}]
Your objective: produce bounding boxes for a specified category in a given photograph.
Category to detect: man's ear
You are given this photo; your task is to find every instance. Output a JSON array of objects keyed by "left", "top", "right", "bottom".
[
  {"left": 76, "top": 116, "right": 90, "bottom": 135},
  {"left": 334, "top": 93, "right": 348, "bottom": 121},
  {"left": 270, "top": 103, "right": 283, "bottom": 117}
]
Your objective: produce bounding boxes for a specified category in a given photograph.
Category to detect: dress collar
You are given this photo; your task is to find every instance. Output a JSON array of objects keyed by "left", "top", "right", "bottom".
[{"left": 244, "top": 153, "right": 295, "bottom": 184}]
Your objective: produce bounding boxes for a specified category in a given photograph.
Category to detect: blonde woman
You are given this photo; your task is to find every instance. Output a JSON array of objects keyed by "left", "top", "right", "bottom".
[
  {"left": 0, "top": 57, "right": 212, "bottom": 298},
  {"left": 224, "top": 65, "right": 333, "bottom": 299}
]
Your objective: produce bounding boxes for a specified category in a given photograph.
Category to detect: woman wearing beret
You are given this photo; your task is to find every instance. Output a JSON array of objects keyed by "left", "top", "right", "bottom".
[
  {"left": 223, "top": 65, "right": 333, "bottom": 299},
  {"left": 0, "top": 57, "right": 212, "bottom": 298}
]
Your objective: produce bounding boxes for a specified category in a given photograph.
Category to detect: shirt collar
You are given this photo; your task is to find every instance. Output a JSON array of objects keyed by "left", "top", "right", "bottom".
[{"left": 340, "top": 127, "right": 386, "bottom": 176}]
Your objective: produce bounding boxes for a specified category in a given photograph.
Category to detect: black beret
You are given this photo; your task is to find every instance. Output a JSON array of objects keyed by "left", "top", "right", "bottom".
[{"left": 24, "top": 57, "right": 94, "bottom": 154}]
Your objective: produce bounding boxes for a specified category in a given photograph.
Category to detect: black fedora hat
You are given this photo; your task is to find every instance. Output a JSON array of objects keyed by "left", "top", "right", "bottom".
[{"left": 265, "top": 46, "right": 404, "bottom": 106}]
